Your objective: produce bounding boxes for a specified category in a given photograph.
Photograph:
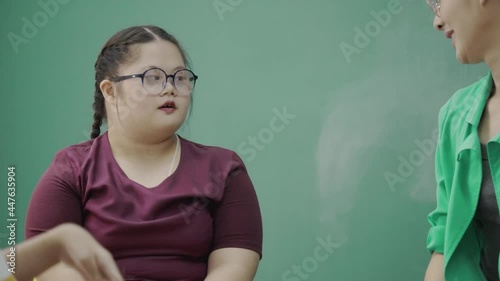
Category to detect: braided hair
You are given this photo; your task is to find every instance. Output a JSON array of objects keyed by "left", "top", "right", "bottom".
[{"left": 91, "top": 25, "right": 191, "bottom": 139}]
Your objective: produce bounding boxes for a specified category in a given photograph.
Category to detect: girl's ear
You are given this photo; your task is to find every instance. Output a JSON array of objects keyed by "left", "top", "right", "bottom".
[{"left": 100, "top": 79, "right": 116, "bottom": 105}]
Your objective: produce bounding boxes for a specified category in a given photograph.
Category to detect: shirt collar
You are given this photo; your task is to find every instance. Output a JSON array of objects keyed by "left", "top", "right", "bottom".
[
  {"left": 456, "top": 72, "right": 494, "bottom": 155},
  {"left": 464, "top": 71, "right": 494, "bottom": 127}
]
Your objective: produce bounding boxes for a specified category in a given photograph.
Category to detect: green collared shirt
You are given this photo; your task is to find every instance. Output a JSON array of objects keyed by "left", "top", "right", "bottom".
[{"left": 427, "top": 72, "right": 500, "bottom": 280}]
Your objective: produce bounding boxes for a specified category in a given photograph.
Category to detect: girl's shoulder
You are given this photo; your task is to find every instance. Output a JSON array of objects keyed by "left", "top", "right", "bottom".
[{"left": 179, "top": 136, "right": 247, "bottom": 169}]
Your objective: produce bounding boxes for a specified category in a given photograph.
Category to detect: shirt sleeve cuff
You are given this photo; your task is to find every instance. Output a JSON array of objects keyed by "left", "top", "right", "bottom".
[{"left": 427, "top": 225, "right": 445, "bottom": 254}]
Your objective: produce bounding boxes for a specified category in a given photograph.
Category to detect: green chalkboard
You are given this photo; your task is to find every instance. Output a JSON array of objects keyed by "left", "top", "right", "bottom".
[{"left": 0, "top": 0, "right": 488, "bottom": 280}]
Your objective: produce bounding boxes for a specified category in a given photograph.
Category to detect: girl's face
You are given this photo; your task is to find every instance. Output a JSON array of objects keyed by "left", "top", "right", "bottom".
[
  {"left": 432, "top": 0, "right": 497, "bottom": 64},
  {"left": 104, "top": 40, "right": 192, "bottom": 140}
]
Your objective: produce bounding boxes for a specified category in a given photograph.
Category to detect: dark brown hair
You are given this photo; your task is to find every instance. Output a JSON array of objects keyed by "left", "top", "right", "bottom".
[{"left": 91, "top": 25, "right": 191, "bottom": 139}]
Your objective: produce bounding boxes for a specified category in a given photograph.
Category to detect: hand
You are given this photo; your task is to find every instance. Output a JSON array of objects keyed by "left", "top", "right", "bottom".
[{"left": 51, "top": 223, "right": 123, "bottom": 281}]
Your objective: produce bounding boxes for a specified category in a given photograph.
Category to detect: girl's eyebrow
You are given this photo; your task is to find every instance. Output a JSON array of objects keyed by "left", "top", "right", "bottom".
[{"left": 143, "top": 65, "right": 186, "bottom": 72}]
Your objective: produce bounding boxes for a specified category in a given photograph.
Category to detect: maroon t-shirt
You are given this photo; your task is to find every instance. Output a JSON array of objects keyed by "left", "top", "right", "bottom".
[{"left": 25, "top": 132, "right": 263, "bottom": 281}]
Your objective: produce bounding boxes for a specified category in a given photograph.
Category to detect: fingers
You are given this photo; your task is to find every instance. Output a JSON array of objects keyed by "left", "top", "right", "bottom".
[
  {"left": 96, "top": 250, "right": 124, "bottom": 281},
  {"left": 75, "top": 254, "right": 105, "bottom": 281},
  {"left": 58, "top": 224, "right": 123, "bottom": 281},
  {"left": 67, "top": 250, "right": 123, "bottom": 281}
]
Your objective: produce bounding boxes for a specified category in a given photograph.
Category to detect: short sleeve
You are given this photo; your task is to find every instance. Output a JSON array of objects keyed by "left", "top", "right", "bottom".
[
  {"left": 25, "top": 150, "right": 83, "bottom": 239},
  {"left": 211, "top": 153, "right": 263, "bottom": 259}
]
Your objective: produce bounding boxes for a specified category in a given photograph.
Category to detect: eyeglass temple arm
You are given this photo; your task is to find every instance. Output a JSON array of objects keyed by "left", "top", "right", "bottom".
[{"left": 110, "top": 74, "right": 143, "bottom": 82}]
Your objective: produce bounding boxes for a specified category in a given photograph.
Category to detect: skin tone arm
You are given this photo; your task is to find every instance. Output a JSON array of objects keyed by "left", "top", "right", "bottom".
[
  {"left": 204, "top": 248, "right": 260, "bottom": 281},
  {"left": 423, "top": 252, "right": 444, "bottom": 281},
  {"left": 2, "top": 223, "right": 123, "bottom": 281}
]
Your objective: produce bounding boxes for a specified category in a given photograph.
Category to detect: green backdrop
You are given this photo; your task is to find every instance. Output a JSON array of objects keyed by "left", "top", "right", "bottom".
[{"left": 0, "top": 0, "right": 488, "bottom": 280}]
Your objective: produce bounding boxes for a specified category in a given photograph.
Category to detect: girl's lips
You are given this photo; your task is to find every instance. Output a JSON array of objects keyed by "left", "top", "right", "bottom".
[
  {"left": 445, "top": 30, "right": 455, "bottom": 48},
  {"left": 158, "top": 100, "right": 176, "bottom": 114},
  {"left": 159, "top": 100, "right": 176, "bottom": 108},
  {"left": 159, "top": 107, "right": 176, "bottom": 114}
]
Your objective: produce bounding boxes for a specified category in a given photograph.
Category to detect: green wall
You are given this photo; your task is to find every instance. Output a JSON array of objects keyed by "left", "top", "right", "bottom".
[{"left": 0, "top": 0, "right": 488, "bottom": 280}]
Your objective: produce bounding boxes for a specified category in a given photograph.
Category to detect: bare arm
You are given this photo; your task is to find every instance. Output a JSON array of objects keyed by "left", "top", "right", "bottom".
[
  {"left": 204, "top": 248, "right": 260, "bottom": 281},
  {"left": 3, "top": 223, "right": 122, "bottom": 281},
  {"left": 205, "top": 153, "right": 263, "bottom": 280},
  {"left": 424, "top": 252, "right": 444, "bottom": 281},
  {"left": 2, "top": 231, "right": 60, "bottom": 281},
  {"left": 35, "top": 263, "right": 86, "bottom": 281}
]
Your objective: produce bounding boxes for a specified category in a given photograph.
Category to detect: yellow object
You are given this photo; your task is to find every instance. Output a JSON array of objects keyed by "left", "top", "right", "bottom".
[{"left": 2, "top": 275, "right": 16, "bottom": 281}]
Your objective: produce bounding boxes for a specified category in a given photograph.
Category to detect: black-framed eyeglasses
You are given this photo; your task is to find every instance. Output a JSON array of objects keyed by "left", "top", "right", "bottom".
[
  {"left": 110, "top": 68, "right": 198, "bottom": 95},
  {"left": 426, "top": 0, "right": 440, "bottom": 16}
]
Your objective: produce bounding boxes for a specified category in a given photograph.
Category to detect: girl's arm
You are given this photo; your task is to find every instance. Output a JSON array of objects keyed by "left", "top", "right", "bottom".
[{"left": 3, "top": 223, "right": 123, "bottom": 281}]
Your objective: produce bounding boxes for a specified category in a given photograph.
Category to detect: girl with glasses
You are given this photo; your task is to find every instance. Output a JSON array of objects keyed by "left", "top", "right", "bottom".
[
  {"left": 424, "top": 1, "right": 500, "bottom": 280},
  {"left": 25, "top": 25, "right": 262, "bottom": 281}
]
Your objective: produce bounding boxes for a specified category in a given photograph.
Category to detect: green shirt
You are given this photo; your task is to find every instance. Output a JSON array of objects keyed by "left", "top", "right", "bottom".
[{"left": 427, "top": 72, "right": 500, "bottom": 280}]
